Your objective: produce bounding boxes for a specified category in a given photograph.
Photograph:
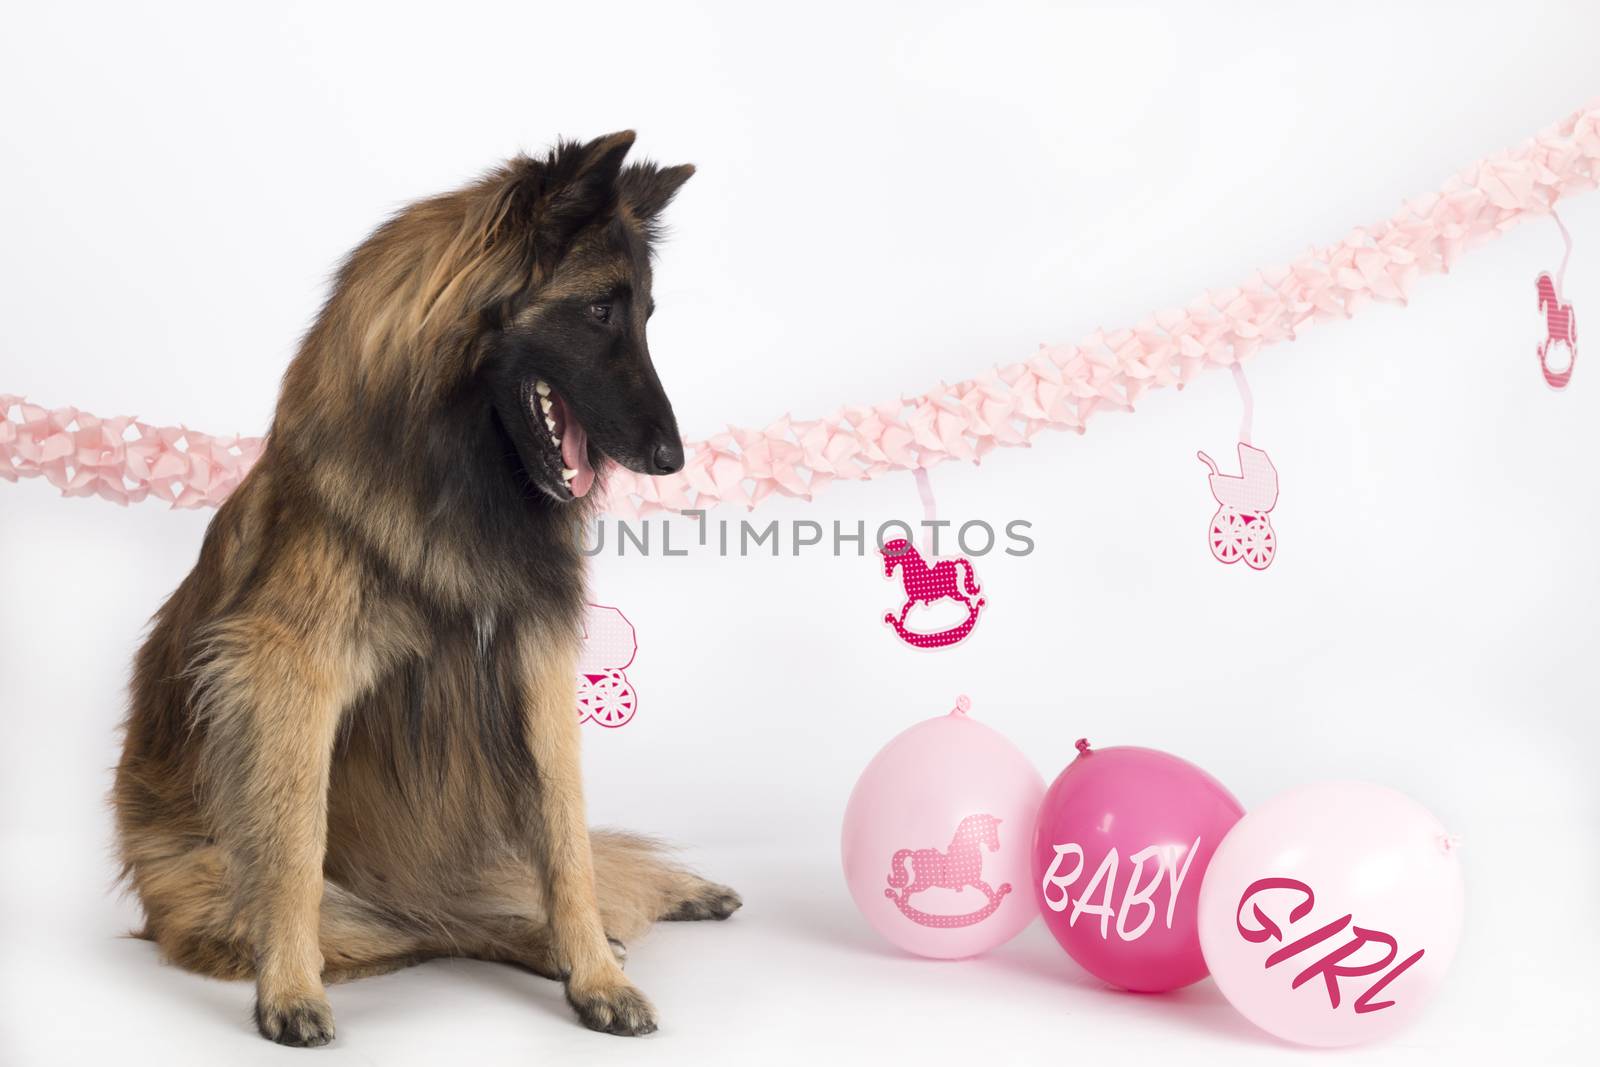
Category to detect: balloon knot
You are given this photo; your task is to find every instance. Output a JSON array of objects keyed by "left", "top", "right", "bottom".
[
  {"left": 1075, "top": 737, "right": 1092, "bottom": 756},
  {"left": 951, "top": 695, "right": 971, "bottom": 717}
]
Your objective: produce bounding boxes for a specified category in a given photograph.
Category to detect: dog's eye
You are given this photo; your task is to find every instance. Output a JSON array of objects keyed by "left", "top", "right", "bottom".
[{"left": 587, "top": 303, "right": 612, "bottom": 325}]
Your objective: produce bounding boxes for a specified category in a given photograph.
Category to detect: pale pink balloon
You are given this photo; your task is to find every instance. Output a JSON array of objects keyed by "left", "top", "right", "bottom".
[
  {"left": 1030, "top": 742, "right": 1244, "bottom": 991},
  {"left": 1197, "top": 782, "right": 1465, "bottom": 1048},
  {"left": 841, "top": 697, "right": 1045, "bottom": 959}
]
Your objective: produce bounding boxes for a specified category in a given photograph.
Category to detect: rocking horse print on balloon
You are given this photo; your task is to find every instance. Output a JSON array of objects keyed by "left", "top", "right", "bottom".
[
  {"left": 879, "top": 538, "right": 986, "bottom": 648},
  {"left": 575, "top": 603, "right": 639, "bottom": 728},
  {"left": 884, "top": 813, "right": 1013, "bottom": 929}
]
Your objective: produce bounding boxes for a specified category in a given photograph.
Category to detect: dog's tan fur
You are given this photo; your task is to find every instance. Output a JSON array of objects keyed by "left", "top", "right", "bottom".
[{"left": 112, "top": 133, "right": 734, "bottom": 1046}]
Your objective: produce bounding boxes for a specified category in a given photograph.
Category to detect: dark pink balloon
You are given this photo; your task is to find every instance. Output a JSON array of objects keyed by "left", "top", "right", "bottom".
[{"left": 1031, "top": 741, "right": 1243, "bottom": 992}]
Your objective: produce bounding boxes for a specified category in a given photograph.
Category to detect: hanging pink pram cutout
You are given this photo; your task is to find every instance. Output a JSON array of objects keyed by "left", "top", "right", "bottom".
[
  {"left": 575, "top": 603, "right": 638, "bottom": 727},
  {"left": 1197, "top": 445, "right": 1278, "bottom": 570},
  {"left": 879, "top": 469, "right": 986, "bottom": 649},
  {"left": 1535, "top": 211, "right": 1577, "bottom": 391},
  {"left": 1197, "top": 365, "right": 1278, "bottom": 571}
]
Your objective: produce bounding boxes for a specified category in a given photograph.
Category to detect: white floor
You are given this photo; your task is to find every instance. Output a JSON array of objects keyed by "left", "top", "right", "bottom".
[{"left": 2, "top": 822, "right": 1593, "bottom": 1066}]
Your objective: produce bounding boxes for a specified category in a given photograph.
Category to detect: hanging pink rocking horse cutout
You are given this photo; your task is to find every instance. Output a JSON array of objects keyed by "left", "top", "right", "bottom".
[
  {"left": 878, "top": 468, "right": 986, "bottom": 649},
  {"left": 575, "top": 603, "right": 639, "bottom": 727},
  {"left": 1536, "top": 211, "right": 1577, "bottom": 390},
  {"left": 880, "top": 538, "right": 986, "bottom": 648},
  {"left": 1198, "top": 365, "right": 1279, "bottom": 570},
  {"left": 883, "top": 813, "right": 1014, "bottom": 929}
]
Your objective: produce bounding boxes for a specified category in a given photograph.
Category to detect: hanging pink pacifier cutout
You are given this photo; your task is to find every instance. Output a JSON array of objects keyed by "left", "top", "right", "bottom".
[{"left": 1536, "top": 210, "right": 1577, "bottom": 390}]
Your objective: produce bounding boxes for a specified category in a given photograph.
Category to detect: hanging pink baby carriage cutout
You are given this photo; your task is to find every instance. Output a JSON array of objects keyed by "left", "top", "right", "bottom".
[
  {"left": 575, "top": 603, "right": 638, "bottom": 727},
  {"left": 880, "top": 538, "right": 986, "bottom": 649},
  {"left": 884, "top": 813, "right": 1013, "bottom": 929},
  {"left": 1197, "top": 443, "right": 1278, "bottom": 570},
  {"left": 1536, "top": 272, "right": 1576, "bottom": 390}
]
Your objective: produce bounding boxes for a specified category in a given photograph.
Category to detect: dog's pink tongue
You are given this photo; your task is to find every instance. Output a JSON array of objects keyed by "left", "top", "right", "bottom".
[{"left": 561, "top": 418, "right": 594, "bottom": 498}]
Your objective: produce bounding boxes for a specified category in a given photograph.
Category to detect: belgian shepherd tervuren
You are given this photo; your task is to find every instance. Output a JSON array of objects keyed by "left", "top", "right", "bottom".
[{"left": 112, "top": 132, "right": 738, "bottom": 1046}]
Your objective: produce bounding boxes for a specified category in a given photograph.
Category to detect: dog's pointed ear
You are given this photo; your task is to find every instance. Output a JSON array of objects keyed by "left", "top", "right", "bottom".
[
  {"left": 545, "top": 130, "right": 636, "bottom": 229},
  {"left": 480, "top": 132, "right": 636, "bottom": 257},
  {"left": 618, "top": 161, "right": 695, "bottom": 223}
]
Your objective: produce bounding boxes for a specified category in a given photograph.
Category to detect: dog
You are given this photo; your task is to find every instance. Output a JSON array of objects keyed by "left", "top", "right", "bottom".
[{"left": 112, "top": 131, "right": 738, "bottom": 1047}]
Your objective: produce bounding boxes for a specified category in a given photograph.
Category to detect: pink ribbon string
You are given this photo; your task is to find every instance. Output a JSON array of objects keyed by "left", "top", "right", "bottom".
[
  {"left": 4, "top": 99, "right": 1600, "bottom": 512},
  {"left": 913, "top": 466, "right": 938, "bottom": 556},
  {"left": 1232, "top": 364, "right": 1254, "bottom": 446},
  {"left": 1554, "top": 207, "right": 1573, "bottom": 291}
]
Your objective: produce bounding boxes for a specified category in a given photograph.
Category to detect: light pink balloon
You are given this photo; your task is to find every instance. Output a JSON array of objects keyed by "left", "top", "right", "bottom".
[
  {"left": 841, "top": 698, "right": 1045, "bottom": 959},
  {"left": 1197, "top": 782, "right": 1465, "bottom": 1048}
]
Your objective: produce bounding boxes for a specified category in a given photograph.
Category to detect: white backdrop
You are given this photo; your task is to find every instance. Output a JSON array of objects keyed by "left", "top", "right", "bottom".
[{"left": 2, "top": 2, "right": 1597, "bottom": 1064}]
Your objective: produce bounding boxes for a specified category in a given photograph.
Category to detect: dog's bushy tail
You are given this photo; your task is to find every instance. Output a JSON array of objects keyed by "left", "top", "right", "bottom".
[{"left": 590, "top": 830, "right": 738, "bottom": 941}]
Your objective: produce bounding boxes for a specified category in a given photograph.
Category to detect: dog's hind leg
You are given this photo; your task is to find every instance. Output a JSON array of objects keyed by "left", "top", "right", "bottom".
[
  {"left": 130, "top": 850, "right": 459, "bottom": 1004},
  {"left": 128, "top": 840, "right": 257, "bottom": 981},
  {"left": 131, "top": 841, "right": 456, "bottom": 985}
]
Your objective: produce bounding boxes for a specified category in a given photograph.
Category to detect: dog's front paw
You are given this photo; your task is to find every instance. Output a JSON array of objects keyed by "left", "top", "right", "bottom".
[
  {"left": 255, "top": 992, "right": 336, "bottom": 1047},
  {"left": 565, "top": 976, "right": 656, "bottom": 1036},
  {"left": 661, "top": 878, "right": 742, "bottom": 922}
]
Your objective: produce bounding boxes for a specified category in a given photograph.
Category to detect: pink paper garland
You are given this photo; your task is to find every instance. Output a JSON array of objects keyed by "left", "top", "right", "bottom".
[
  {"left": 0, "top": 397, "right": 262, "bottom": 507},
  {"left": 5, "top": 100, "right": 1599, "bottom": 513}
]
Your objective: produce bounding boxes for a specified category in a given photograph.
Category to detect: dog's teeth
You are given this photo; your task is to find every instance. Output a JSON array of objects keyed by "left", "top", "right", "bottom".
[
  {"left": 561, "top": 468, "right": 577, "bottom": 481},
  {"left": 539, "top": 396, "right": 553, "bottom": 414},
  {"left": 550, "top": 434, "right": 560, "bottom": 445},
  {"left": 545, "top": 416, "right": 557, "bottom": 432},
  {"left": 535, "top": 381, "right": 550, "bottom": 397}
]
